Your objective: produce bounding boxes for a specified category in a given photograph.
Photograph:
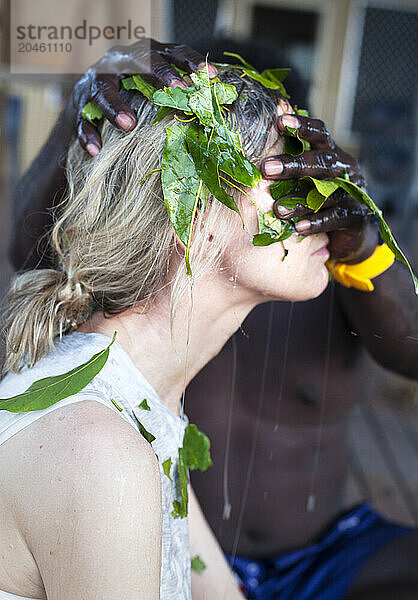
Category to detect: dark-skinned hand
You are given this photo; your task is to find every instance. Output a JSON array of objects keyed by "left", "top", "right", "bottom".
[
  {"left": 71, "top": 38, "right": 217, "bottom": 157},
  {"left": 261, "top": 114, "right": 378, "bottom": 264}
]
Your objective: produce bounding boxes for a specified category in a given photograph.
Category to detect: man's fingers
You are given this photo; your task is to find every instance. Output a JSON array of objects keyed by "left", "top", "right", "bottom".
[
  {"left": 149, "top": 51, "right": 189, "bottom": 88},
  {"left": 158, "top": 43, "right": 218, "bottom": 78},
  {"left": 262, "top": 151, "right": 351, "bottom": 180},
  {"left": 278, "top": 114, "right": 335, "bottom": 150},
  {"left": 92, "top": 75, "right": 137, "bottom": 130},
  {"left": 295, "top": 205, "right": 365, "bottom": 235},
  {"left": 78, "top": 119, "right": 102, "bottom": 155},
  {"left": 273, "top": 197, "right": 312, "bottom": 219}
]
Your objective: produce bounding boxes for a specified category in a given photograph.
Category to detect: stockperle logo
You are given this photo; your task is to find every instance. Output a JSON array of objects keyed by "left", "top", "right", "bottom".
[{"left": 10, "top": 0, "right": 152, "bottom": 74}]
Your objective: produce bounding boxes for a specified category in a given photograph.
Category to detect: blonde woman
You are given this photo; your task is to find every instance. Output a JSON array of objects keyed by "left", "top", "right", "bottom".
[{"left": 1, "top": 67, "right": 340, "bottom": 600}]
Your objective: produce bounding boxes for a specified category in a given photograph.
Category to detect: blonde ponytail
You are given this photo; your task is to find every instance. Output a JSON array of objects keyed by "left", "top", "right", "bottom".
[{"left": 4, "top": 269, "right": 92, "bottom": 371}]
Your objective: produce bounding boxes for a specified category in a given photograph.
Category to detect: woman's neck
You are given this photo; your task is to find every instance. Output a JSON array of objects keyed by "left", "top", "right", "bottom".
[{"left": 79, "top": 275, "right": 259, "bottom": 415}]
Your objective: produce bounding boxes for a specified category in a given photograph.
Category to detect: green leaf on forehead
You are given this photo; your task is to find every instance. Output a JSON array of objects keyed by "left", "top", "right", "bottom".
[
  {"left": 121, "top": 74, "right": 157, "bottom": 100},
  {"left": 186, "top": 122, "right": 241, "bottom": 215},
  {"left": 153, "top": 86, "right": 192, "bottom": 112},
  {"left": 81, "top": 101, "right": 103, "bottom": 126},
  {"left": 183, "top": 424, "right": 213, "bottom": 472},
  {"left": 161, "top": 125, "right": 204, "bottom": 274},
  {"left": 334, "top": 178, "right": 418, "bottom": 293},
  {"left": 191, "top": 555, "right": 207, "bottom": 573},
  {"left": 172, "top": 447, "right": 189, "bottom": 518},
  {"left": 0, "top": 333, "right": 116, "bottom": 413},
  {"left": 269, "top": 179, "right": 303, "bottom": 201},
  {"left": 252, "top": 209, "right": 294, "bottom": 246}
]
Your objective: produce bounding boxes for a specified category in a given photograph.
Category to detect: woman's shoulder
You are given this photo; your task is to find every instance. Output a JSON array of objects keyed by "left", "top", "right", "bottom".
[{"left": 0, "top": 399, "right": 162, "bottom": 599}]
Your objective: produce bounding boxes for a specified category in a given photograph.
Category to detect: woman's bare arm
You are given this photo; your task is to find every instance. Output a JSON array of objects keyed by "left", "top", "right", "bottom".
[{"left": 11, "top": 400, "right": 162, "bottom": 599}]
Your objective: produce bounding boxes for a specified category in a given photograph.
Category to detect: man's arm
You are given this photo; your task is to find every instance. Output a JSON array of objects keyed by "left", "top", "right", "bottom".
[
  {"left": 337, "top": 261, "right": 417, "bottom": 378},
  {"left": 263, "top": 114, "right": 417, "bottom": 379}
]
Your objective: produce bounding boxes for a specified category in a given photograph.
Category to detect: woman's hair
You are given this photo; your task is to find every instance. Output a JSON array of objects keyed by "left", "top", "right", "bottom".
[{"left": 3, "top": 70, "right": 283, "bottom": 372}]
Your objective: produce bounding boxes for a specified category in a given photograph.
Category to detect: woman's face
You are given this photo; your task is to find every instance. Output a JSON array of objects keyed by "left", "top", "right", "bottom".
[{"left": 219, "top": 121, "right": 330, "bottom": 304}]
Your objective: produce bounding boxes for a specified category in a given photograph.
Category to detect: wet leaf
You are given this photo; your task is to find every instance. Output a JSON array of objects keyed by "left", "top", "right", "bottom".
[
  {"left": 111, "top": 397, "right": 123, "bottom": 412},
  {"left": 186, "top": 122, "right": 241, "bottom": 215},
  {"left": 162, "top": 457, "right": 173, "bottom": 481},
  {"left": 183, "top": 424, "right": 213, "bottom": 472},
  {"left": 171, "top": 447, "right": 189, "bottom": 518},
  {"left": 138, "top": 398, "right": 151, "bottom": 410},
  {"left": 191, "top": 555, "right": 207, "bottom": 573},
  {"left": 334, "top": 178, "right": 418, "bottom": 293},
  {"left": 161, "top": 125, "right": 203, "bottom": 274},
  {"left": 121, "top": 74, "right": 157, "bottom": 100},
  {"left": 253, "top": 209, "right": 293, "bottom": 247},
  {"left": 223, "top": 52, "right": 290, "bottom": 94},
  {"left": 81, "top": 101, "right": 103, "bottom": 125},
  {"left": 132, "top": 412, "right": 156, "bottom": 444},
  {"left": 152, "top": 106, "right": 172, "bottom": 125},
  {"left": 283, "top": 126, "right": 311, "bottom": 157},
  {"left": 269, "top": 179, "right": 303, "bottom": 201},
  {"left": 0, "top": 333, "right": 116, "bottom": 413},
  {"left": 153, "top": 86, "right": 192, "bottom": 112}
]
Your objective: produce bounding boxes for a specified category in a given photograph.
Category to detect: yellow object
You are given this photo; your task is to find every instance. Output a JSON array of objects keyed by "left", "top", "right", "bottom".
[{"left": 327, "top": 244, "right": 395, "bottom": 292}]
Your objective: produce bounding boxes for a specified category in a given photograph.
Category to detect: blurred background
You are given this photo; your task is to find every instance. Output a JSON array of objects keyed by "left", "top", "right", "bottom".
[{"left": 0, "top": 0, "right": 417, "bottom": 531}]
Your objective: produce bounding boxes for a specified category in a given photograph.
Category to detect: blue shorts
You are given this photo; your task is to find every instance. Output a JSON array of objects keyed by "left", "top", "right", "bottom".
[{"left": 225, "top": 503, "right": 415, "bottom": 600}]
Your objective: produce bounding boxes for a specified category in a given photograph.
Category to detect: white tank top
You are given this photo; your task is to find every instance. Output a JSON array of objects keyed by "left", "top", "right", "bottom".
[{"left": 0, "top": 332, "right": 191, "bottom": 600}]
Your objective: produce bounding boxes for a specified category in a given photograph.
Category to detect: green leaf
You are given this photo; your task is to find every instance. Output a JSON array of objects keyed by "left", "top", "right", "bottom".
[
  {"left": 81, "top": 101, "right": 103, "bottom": 126},
  {"left": 161, "top": 124, "right": 203, "bottom": 274},
  {"left": 283, "top": 126, "right": 311, "bottom": 157},
  {"left": 334, "top": 178, "right": 418, "bottom": 293},
  {"left": 191, "top": 555, "right": 207, "bottom": 573},
  {"left": 269, "top": 179, "right": 303, "bottom": 201},
  {"left": 162, "top": 457, "right": 173, "bottom": 481},
  {"left": 110, "top": 397, "right": 123, "bottom": 412},
  {"left": 138, "top": 398, "right": 151, "bottom": 411},
  {"left": 152, "top": 106, "right": 172, "bottom": 125},
  {"left": 223, "top": 52, "right": 290, "bottom": 93},
  {"left": 252, "top": 209, "right": 294, "bottom": 247},
  {"left": 182, "top": 424, "right": 213, "bottom": 472},
  {"left": 0, "top": 333, "right": 116, "bottom": 413},
  {"left": 172, "top": 447, "right": 189, "bottom": 518},
  {"left": 121, "top": 74, "right": 157, "bottom": 100},
  {"left": 306, "top": 187, "right": 327, "bottom": 212},
  {"left": 261, "top": 68, "right": 291, "bottom": 98},
  {"left": 305, "top": 177, "right": 339, "bottom": 199},
  {"left": 132, "top": 413, "right": 156, "bottom": 444},
  {"left": 153, "top": 87, "right": 192, "bottom": 112},
  {"left": 186, "top": 122, "right": 241, "bottom": 216},
  {"left": 294, "top": 106, "right": 309, "bottom": 117}
]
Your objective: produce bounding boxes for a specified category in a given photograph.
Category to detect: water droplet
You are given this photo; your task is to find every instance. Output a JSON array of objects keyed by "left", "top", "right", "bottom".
[
  {"left": 229, "top": 276, "right": 234, "bottom": 282},
  {"left": 223, "top": 502, "right": 232, "bottom": 520},
  {"left": 306, "top": 494, "right": 315, "bottom": 512}
]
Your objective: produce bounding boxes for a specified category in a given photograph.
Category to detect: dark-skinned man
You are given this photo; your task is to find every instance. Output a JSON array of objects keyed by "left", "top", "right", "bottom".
[{"left": 9, "top": 39, "right": 418, "bottom": 600}]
